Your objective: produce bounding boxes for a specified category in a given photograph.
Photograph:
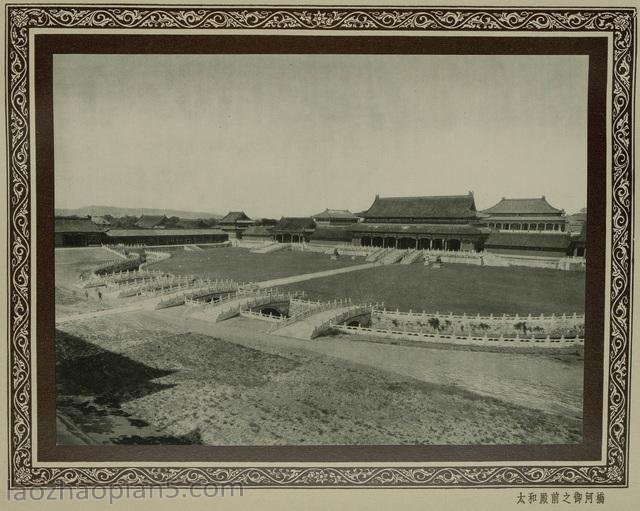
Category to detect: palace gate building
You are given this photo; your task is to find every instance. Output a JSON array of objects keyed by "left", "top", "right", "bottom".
[
  {"left": 242, "top": 225, "right": 274, "bottom": 242},
  {"left": 218, "top": 211, "right": 256, "bottom": 240},
  {"left": 311, "top": 208, "right": 359, "bottom": 226},
  {"left": 481, "top": 197, "right": 574, "bottom": 257},
  {"left": 134, "top": 214, "right": 170, "bottom": 229},
  {"left": 481, "top": 196, "right": 567, "bottom": 233},
  {"left": 272, "top": 217, "right": 317, "bottom": 243},
  {"left": 105, "top": 228, "right": 228, "bottom": 246},
  {"left": 348, "top": 193, "right": 489, "bottom": 251},
  {"left": 55, "top": 216, "right": 108, "bottom": 247}
]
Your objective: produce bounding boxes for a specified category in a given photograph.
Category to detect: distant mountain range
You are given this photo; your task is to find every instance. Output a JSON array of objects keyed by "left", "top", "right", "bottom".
[{"left": 55, "top": 206, "right": 223, "bottom": 220}]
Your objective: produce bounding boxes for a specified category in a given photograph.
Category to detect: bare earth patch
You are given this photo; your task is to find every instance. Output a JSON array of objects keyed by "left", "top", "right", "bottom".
[{"left": 57, "top": 314, "right": 581, "bottom": 445}]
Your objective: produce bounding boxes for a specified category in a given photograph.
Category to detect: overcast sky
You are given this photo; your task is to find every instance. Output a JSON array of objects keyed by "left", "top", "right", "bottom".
[{"left": 54, "top": 54, "right": 588, "bottom": 218}]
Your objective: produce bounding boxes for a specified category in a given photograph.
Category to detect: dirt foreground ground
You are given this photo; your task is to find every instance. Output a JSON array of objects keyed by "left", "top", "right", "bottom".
[
  {"left": 57, "top": 310, "right": 582, "bottom": 446},
  {"left": 54, "top": 247, "right": 583, "bottom": 446}
]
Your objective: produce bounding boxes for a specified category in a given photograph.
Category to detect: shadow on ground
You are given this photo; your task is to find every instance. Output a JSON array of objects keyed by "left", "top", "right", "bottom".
[
  {"left": 56, "top": 329, "right": 176, "bottom": 406},
  {"left": 56, "top": 329, "right": 202, "bottom": 445}
]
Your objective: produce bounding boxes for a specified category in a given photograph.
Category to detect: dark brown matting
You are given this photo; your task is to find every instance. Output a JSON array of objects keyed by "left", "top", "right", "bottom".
[{"left": 36, "top": 34, "right": 607, "bottom": 463}]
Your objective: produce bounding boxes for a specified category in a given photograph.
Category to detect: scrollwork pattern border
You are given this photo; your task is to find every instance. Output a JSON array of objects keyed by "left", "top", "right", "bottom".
[{"left": 5, "top": 4, "right": 635, "bottom": 488}]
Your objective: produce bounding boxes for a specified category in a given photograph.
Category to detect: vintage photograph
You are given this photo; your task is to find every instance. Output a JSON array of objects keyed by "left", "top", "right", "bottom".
[
  {"left": 53, "top": 52, "right": 588, "bottom": 447},
  {"left": 5, "top": 0, "right": 637, "bottom": 496}
]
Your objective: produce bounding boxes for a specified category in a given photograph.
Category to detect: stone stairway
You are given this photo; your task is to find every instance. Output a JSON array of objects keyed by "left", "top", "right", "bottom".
[
  {"left": 400, "top": 249, "right": 423, "bottom": 265},
  {"left": 379, "top": 249, "right": 406, "bottom": 265},
  {"left": 365, "top": 248, "right": 388, "bottom": 262},
  {"left": 190, "top": 295, "right": 254, "bottom": 322},
  {"left": 480, "top": 253, "right": 511, "bottom": 267},
  {"left": 271, "top": 305, "right": 366, "bottom": 340},
  {"left": 189, "top": 291, "right": 295, "bottom": 322},
  {"left": 251, "top": 242, "right": 289, "bottom": 254}
]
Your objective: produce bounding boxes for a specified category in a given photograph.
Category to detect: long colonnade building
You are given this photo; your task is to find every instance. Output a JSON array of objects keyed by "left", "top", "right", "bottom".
[
  {"left": 482, "top": 197, "right": 566, "bottom": 233},
  {"left": 54, "top": 194, "right": 584, "bottom": 256},
  {"left": 348, "top": 193, "right": 489, "bottom": 251},
  {"left": 481, "top": 197, "right": 574, "bottom": 257}
]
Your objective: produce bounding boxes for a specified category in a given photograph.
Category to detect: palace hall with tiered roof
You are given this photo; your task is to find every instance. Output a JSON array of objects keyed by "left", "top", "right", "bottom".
[
  {"left": 348, "top": 192, "right": 489, "bottom": 251},
  {"left": 54, "top": 191, "right": 584, "bottom": 257}
]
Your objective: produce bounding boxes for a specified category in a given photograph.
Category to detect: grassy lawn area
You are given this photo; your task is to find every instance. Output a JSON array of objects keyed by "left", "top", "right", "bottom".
[
  {"left": 281, "top": 263, "right": 585, "bottom": 315},
  {"left": 148, "top": 247, "right": 366, "bottom": 283},
  {"left": 57, "top": 313, "right": 581, "bottom": 445},
  {"left": 55, "top": 247, "right": 119, "bottom": 285},
  {"left": 55, "top": 247, "right": 119, "bottom": 265},
  {"left": 55, "top": 247, "right": 122, "bottom": 315}
]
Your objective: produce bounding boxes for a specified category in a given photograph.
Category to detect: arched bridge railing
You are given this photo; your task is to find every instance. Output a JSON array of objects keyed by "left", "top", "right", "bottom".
[
  {"left": 310, "top": 305, "right": 374, "bottom": 339},
  {"left": 268, "top": 297, "right": 355, "bottom": 332},
  {"left": 215, "top": 291, "right": 304, "bottom": 322}
]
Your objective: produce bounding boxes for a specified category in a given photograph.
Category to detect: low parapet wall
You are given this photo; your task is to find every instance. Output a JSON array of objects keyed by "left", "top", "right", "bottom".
[
  {"left": 372, "top": 309, "right": 584, "bottom": 338},
  {"left": 292, "top": 243, "right": 373, "bottom": 257},
  {"left": 334, "top": 324, "right": 584, "bottom": 351},
  {"left": 93, "top": 255, "right": 142, "bottom": 276},
  {"left": 140, "top": 249, "right": 171, "bottom": 268},
  {"left": 216, "top": 291, "right": 301, "bottom": 322},
  {"left": 311, "top": 306, "right": 373, "bottom": 339},
  {"left": 300, "top": 245, "right": 586, "bottom": 270},
  {"left": 481, "top": 252, "right": 585, "bottom": 271}
]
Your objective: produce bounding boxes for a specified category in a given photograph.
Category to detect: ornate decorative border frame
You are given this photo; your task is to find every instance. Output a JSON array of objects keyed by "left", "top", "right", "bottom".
[{"left": 5, "top": 4, "right": 635, "bottom": 488}]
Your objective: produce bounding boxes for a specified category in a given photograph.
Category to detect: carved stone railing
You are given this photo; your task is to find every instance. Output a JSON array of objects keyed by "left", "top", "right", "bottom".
[
  {"left": 268, "top": 297, "right": 353, "bottom": 332},
  {"left": 374, "top": 308, "right": 584, "bottom": 323},
  {"left": 214, "top": 291, "right": 303, "bottom": 322},
  {"left": 373, "top": 308, "right": 584, "bottom": 339},
  {"left": 333, "top": 324, "right": 584, "bottom": 350},
  {"left": 79, "top": 268, "right": 164, "bottom": 288},
  {"left": 239, "top": 310, "right": 286, "bottom": 323},
  {"left": 310, "top": 305, "right": 374, "bottom": 339},
  {"left": 92, "top": 254, "right": 142, "bottom": 276}
]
